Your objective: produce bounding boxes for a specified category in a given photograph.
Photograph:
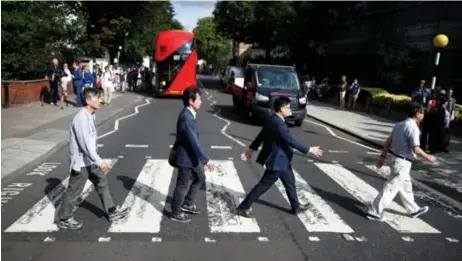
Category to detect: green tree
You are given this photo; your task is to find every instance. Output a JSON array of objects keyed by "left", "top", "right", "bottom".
[
  {"left": 1, "top": 1, "right": 86, "bottom": 80},
  {"left": 193, "top": 17, "right": 230, "bottom": 66}
]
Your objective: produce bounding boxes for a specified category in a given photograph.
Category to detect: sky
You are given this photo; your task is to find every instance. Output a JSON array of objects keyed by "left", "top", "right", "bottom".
[{"left": 171, "top": 1, "right": 217, "bottom": 32}]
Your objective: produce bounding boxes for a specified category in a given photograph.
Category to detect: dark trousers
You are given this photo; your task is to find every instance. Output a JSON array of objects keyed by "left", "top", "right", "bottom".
[
  {"left": 49, "top": 82, "right": 59, "bottom": 104},
  {"left": 57, "top": 165, "right": 115, "bottom": 221},
  {"left": 171, "top": 165, "right": 206, "bottom": 215},
  {"left": 75, "top": 85, "right": 83, "bottom": 107},
  {"left": 239, "top": 168, "right": 300, "bottom": 212}
]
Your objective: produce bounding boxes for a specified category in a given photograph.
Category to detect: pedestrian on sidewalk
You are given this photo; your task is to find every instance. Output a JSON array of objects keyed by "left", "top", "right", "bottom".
[
  {"left": 236, "top": 97, "right": 324, "bottom": 218},
  {"left": 72, "top": 60, "right": 84, "bottom": 107},
  {"left": 338, "top": 75, "right": 347, "bottom": 109},
  {"left": 56, "top": 88, "right": 129, "bottom": 230},
  {"left": 347, "top": 78, "right": 361, "bottom": 110},
  {"left": 367, "top": 102, "right": 436, "bottom": 221},
  {"left": 46, "top": 58, "right": 63, "bottom": 106},
  {"left": 169, "top": 87, "right": 214, "bottom": 223}
]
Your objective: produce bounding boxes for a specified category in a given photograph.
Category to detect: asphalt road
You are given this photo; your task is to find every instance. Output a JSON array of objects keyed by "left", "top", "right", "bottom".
[{"left": 1, "top": 75, "right": 461, "bottom": 261}]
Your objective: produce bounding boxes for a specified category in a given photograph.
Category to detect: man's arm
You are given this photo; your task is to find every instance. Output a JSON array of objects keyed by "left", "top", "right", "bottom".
[
  {"left": 181, "top": 117, "right": 209, "bottom": 165},
  {"left": 249, "top": 127, "right": 264, "bottom": 151},
  {"left": 275, "top": 121, "right": 310, "bottom": 154},
  {"left": 73, "top": 116, "right": 104, "bottom": 166}
]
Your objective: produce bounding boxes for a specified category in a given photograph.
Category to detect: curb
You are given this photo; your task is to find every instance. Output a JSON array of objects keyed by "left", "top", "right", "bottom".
[{"left": 1, "top": 96, "right": 146, "bottom": 184}]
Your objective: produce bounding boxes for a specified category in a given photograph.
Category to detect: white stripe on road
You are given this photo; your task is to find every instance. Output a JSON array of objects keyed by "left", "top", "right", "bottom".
[
  {"left": 274, "top": 169, "right": 354, "bottom": 233},
  {"left": 366, "top": 165, "right": 462, "bottom": 220},
  {"left": 108, "top": 159, "right": 174, "bottom": 233},
  {"left": 97, "top": 144, "right": 104, "bottom": 147},
  {"left": 328, "top": 150, "right": 349, "bottom": 153},
  {"left": 125, "top": 144, "right": 149, "bottom": 148},
  {"left": 205, "top": 160, "right": 261, "bottom": 233},
  {"left": 4, "top": 159, "right": 118, "bottom": 232},
  {"left": 98, "top": 98, "right": 150, "bottom": 139},
  {"left": 315, "top": 163, "right": 440, "bottom": 233},
  {"left": 211, "top": 145, "right": 232, "bottom": 149},
  {"left": 367, "top": 152, "right": 381, "bottom": 155}
]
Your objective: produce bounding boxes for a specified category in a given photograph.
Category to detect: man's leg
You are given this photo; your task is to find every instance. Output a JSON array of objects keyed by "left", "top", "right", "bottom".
[
  {"left": 181, "top": 164, "right": 206, "bottom": 214},
  {"left": 87, "top": 165, "right": 129, "bottom": 222},
  {"left": 237, "top": 170, "right": 279, "bottom": 217},
  {"left": 397, "top": 165, "right": 428, "bottom": 218},
  {"left": 279, "top": 168, "right": 309, "bottom": 214},
  {"left": 170, "top": 167, "right": 194, "bottom": 222},
  {"left": 56, "top": 168, "right": 88, "bottom": 229},
  {"left": 368, "top": 158, "right": 409, "bottom": 221}
]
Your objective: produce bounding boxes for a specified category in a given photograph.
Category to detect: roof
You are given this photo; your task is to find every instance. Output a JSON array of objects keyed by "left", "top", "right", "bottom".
[{"left": 247, "top": 63, "right": 295, "bottom": 69}]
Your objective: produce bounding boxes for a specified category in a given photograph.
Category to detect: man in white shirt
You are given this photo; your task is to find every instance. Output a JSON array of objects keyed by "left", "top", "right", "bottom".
[
  {"left": 367, "top": 103, "right": 436, "bottom": 221},
  {"left": 56, "top": 88, "right": 129, "bottom": 230}
]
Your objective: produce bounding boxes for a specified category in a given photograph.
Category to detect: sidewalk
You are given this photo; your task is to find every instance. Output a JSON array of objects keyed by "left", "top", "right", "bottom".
[
  {"left": 1, "top": 92, "right": 146, "bottom": 182},
  {"left": 306, "top": 101, "right": 462, "bottom": 200}
]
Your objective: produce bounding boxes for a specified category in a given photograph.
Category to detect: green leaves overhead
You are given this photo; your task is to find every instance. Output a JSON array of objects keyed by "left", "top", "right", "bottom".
[
  {"left": 193, "top": 17, "right": 230, "bottom": 66},
  {"left": 2, "top": 1, "right": 184, "bottom": 80}
]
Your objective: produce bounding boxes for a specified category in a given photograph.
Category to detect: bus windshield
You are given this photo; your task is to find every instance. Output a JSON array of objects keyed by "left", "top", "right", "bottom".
[
  {"left": 255, "top": 67, "right": 300, "bottom": 90},
  {"left": 157, "top": 39, "right": 195, "bottom": 82}
]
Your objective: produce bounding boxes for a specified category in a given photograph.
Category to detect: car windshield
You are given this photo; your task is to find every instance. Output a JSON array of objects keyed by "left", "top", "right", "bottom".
[{"left": 255, "top": 67, "right": 300, "bottom": 90}]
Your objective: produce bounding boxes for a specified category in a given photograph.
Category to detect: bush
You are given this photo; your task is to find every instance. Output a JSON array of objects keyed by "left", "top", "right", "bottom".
[{"left": 361, "top": 87, "right": 462, "bottom": 122}]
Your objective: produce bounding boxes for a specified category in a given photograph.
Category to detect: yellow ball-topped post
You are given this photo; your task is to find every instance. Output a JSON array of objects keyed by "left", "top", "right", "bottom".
[
  {"left": 430, "top": 34, "right": 449, "bottom": 90},
  {"left": 433, "top": 34, "right": 449, "bottom": 48}
]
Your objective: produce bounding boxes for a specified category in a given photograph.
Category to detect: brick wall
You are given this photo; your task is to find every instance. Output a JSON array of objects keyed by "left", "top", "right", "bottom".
[{"left": 1, "top": 80, "right": 75, "bottom": 106}]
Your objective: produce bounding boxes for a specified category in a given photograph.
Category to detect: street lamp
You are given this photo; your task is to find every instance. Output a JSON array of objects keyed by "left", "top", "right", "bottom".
[{"left": 430, "top": 34, "right": 449, "bottom": 90}]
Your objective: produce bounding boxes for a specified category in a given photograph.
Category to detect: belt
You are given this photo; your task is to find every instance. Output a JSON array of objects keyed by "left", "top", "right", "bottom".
[{"left": 393, "top": 154, "right": 414, "bottom": 163}]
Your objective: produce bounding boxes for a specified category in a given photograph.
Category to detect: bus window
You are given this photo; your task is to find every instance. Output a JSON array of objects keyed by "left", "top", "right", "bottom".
[{"left": 157, "top": 40, "right": 195, "bottom": 83}]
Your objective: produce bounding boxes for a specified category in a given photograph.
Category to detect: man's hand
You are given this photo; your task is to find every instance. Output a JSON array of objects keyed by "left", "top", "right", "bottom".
[
  {"left": 99, "top": 161, "right": 111, "bottom": 173},
  {"left": 309, "top": 146, "right": 323, "bottom": 157},
  {"left": 376, "top": 156, "right": 386, "bottom": 169},
  {"left": 241, "top": 150, "right": 254, "bottom": 162},
  {"left": 426, "top": 154, "right": 437, "bottom": 164},
  {"left": 205, "top": 160, "right": 214, "bottom": 171}
]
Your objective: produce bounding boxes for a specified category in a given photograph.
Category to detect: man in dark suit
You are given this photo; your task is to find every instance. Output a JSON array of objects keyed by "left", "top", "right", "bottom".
[
  {"left": 236, "top": 97, "right": 323, "bottom": 217},
  {"left": 170, "top": 87, "right": 214, "bottom": 223}
]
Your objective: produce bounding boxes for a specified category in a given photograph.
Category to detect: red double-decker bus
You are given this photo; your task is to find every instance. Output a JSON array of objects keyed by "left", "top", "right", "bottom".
[{"left": 154, "top": 30, "right": 197, "bottom": 97}]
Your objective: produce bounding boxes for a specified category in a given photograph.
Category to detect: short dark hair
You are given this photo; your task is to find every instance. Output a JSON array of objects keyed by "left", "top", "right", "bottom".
[
  {"left": 182, "top": 87, "right": 201, "bottom": 107},
  {"left": 407, "top": 102, "right": 425, "bottom": 117},
  {"left": 83, "top": 88, "right": 101, "bottom": 105},
  {"left": 274, "top": 96, "right": 291, "bottom": 112}
]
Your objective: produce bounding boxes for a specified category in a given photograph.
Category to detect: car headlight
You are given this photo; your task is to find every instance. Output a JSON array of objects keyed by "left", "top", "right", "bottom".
[
  {"left": 256, "top": 93, "right": 269, "bottom": 102},
  {"left": 299, "top": 97, "right": 307, "bottom": 104}
]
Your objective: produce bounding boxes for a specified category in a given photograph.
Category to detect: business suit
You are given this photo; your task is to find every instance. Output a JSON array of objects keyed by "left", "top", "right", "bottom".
[
  {"left": 170, "top": 107, "right": 209, "bottom": 219},
  {"left": 238, "top": 114, "right": 310, "bottom": 215}
]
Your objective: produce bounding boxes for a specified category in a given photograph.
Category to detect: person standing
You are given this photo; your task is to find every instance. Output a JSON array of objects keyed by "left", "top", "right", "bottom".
[
  {"left": 46, "top": 58, "right": 63, "bottom": 106},
  {"left": 236, "top": 97, "right": 324, "bottom": 217},
  {"left": 72, "top": 60, "right": 84, "bottom": 107},
  {"left": 367, "top": 103, "right": 436, "bottom": 221},
  {"left": 169, "top": 87, "right": 214, "bottom": 223},
  {"left": 56, "top": 88, "right": 129, "bottom": 230}
]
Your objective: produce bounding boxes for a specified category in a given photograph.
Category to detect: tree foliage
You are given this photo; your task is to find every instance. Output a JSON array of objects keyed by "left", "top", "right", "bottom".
[
  {"left": 1, "top": 1, "right": 86, "bottom": 80},
  {"left": 2, "top": 1, "right": 184, "bottom": 80},
  {"left": 193, "top": 17, "right": 230, "bottom": 66}
]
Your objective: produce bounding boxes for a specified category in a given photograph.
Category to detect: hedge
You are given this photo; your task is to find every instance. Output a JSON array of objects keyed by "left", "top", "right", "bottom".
[{"left": 361, "top": 87, "right": 462, "bottom": 121}]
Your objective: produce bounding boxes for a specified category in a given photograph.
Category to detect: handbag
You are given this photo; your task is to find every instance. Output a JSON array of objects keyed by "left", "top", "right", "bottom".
[{"left": 168, "top": 140, "right": 179, "bottom": 168}]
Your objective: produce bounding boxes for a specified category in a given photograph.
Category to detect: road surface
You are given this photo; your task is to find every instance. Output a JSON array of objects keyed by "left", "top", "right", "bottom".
[{"left": 1, "top": 75, "right": 461, "bottom": 261}]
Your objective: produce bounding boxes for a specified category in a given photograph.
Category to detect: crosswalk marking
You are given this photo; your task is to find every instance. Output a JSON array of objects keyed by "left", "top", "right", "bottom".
[
  {"left": 4, "top": 158, "right": 458, "bottom": 240},
  {"left": 206, "top": 160, "right": 261, "bottom": 233},
  {"left": 108, "top": 159, "right": 174, "bottom": 233},
  {"left": 4, "top": 159, "right": 118, "bottom": 233},
  {"left": 315, "top": 163, "right": 440, "bottom": 234},
  {"left": 274, "top": 169, "right": 354, "bottom": 233}
]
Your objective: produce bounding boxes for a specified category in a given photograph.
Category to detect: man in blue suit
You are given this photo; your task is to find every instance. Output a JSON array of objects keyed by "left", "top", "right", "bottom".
[
  {"left": 170, "top": 87, "right": 215, "bottom": 223},
  {"left": 237, "top": 97, "right": 323, "bottom": 217}
]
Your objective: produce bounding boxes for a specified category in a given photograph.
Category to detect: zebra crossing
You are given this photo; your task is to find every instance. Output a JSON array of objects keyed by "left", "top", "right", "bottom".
[{"left": 3, "top": 157, "right": 462, "bottom": 243}]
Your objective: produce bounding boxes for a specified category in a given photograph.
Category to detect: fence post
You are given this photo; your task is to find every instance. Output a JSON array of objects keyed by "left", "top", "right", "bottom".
[{"left": 3, "top": 82, "right": 10, "bottom": 108}]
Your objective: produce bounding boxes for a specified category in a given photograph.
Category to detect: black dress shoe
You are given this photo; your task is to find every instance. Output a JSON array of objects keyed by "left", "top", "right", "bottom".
[
  {"left": 236, "top": 207, "right": 255, "bottom": 218},
  {"left": 292, "top": 203, "right": 310, "bottom": 215}
]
